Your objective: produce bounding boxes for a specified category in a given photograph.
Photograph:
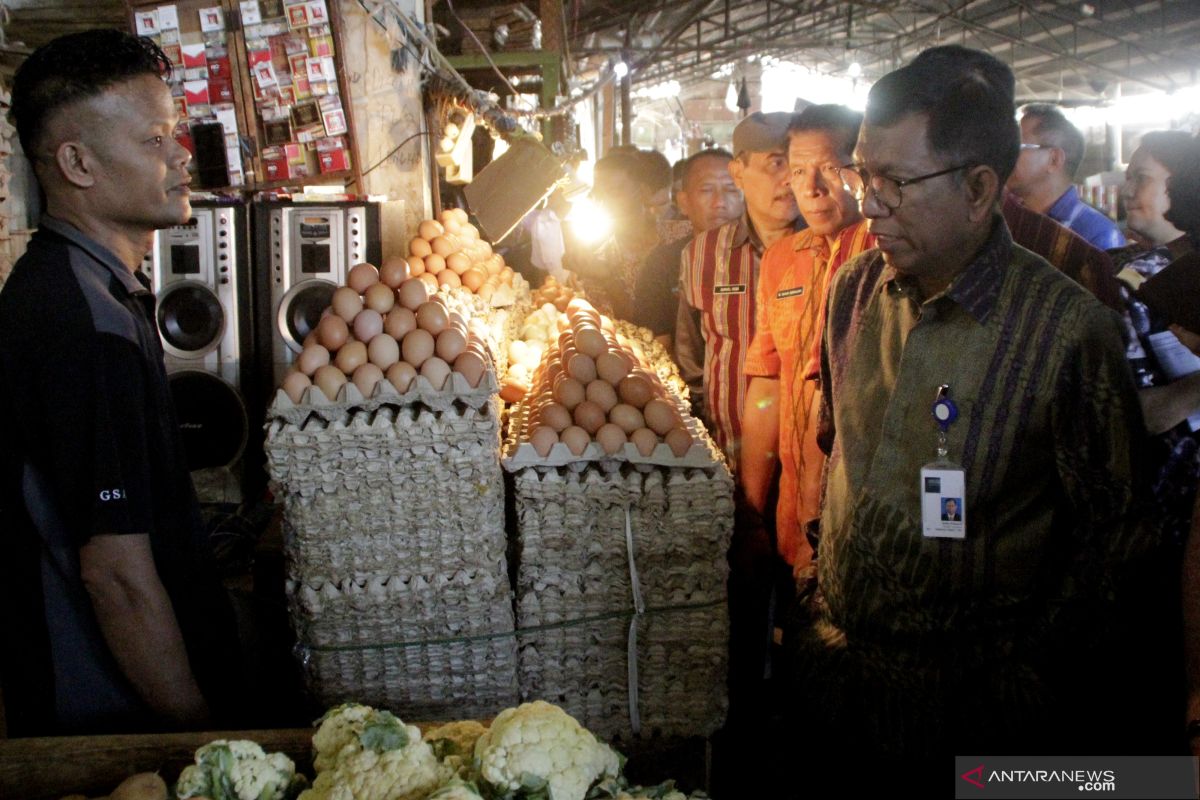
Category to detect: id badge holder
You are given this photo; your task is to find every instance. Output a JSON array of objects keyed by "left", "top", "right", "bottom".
[{"left": 921, "top": 385, "right": 966, "bottom": 539}]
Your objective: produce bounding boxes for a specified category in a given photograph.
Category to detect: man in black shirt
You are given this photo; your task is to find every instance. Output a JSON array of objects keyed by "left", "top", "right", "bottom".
[
  {"left": 630, "top": 149, "right": 744, "bottom": 347},
  {"left": 0, "top": 29, "right": 238, "bottom": 735}
]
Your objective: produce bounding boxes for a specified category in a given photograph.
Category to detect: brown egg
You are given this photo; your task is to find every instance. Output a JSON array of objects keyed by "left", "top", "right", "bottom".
[
  {"left": 643, "top": 398, "right": 680, "bottom": 435},
  {"left": 313, "top": 364, "right": 347, "bottom": 400},
  {"left": 439, "top": 211, "right": 461, "bottom": 233},
  {"left": 418, "top": 219, "right": 444, "bottom": 241},
  {"left": 303, "top": 330, "right": 318, "bottom": 348},
  {"left": 316, "top": 314, "right": 350, "bottom": 351},
  {"left": 460, "top": 223, "right": 479, "bottom": 241},
  {"left": 631, "top": 427, "right": 660, "bottom": 457},
  {"left": 362, "top": 282, "right": 395, "bottom": 314},
  {"left": 573, "top": 400, "right": 606, "bottom": 434},
  {"left": 477, "top": 240, "right": 493, "bottom": 257},
  {"left": 438, "top": 270, "right": 462, "bottom": 289},
  {"left": 282, "top": 370, "right": 312, "bottom": 403},
  {"left": 420, "top": 356, "right": 451, "bottom": 389},
  {"left": 384, "top": 306, "right": 417, "bottom": 339},
  {"left": 367, "top": 333, "right": 400, "bottom": 369},
  {"left": 560, "top": 425, "right": 590, "bottom": 456},
  {"left": 296, "top": 344, "right": 331, "bottom": 376},
  {"left": 445, "top": 252, "right": 471, "bottom": 275},
  {"left": 415, "top": 302, "right": 449, "bottom": 336},
  {"left": 500, "top": 376, "right": 527, "bottom": 403},
  {"left": 553, "top": 376, "right": 586, "bottom": 409},
  {"left": 484, "top": 256, "right": 502, "bottom": 277},
  {"left": 458, "top": 268, "right": 485, "bottom": 293},
  {"left": 419, "top": 273, "right": 440, "bottom": 293},
  {"left": 406, "top": 255, "right": 426, "bottom": 276},
  {"left": 617, "top": 375, "right": 654, "bottom": 409},
  {"left": 402, "top": 329, "right": 435, "bottom": 366},
  {"left": 347, "top": 263, "right": 380, "bottom": 293},
  {"left": 398, "top": 277, "right": 430, "bottom": 311},
  {"left": 352, "top": 308, "right": 384, "bottom": 343},
  {"left": 378, "top": 255, "right": 409, "bottom": 288},
  {"left": 409, "top": 237, "right": 433, "bottom": 258},
  {"left": 331, "top": 286, "right": 363, "bottom": 322},
  {"left": 430, "top": 236, "right": 455, "bottom": 257},
  {"left": 452, "top": 351, "right": 486, "bottom": 387},
  {"left": 422, "top": 253, "right": 445, "bottom": 275},
  {"left": 595, "top": 352, "right": 630, "bottom": 385},
  {"left": 540, "top": 402, "right": 572, "bottom": 432},
  {"left": 530, "top": 425, "right": 559, "bottom": 457},
  {"left": 333, "top": 340, "right": 367, "bottom": 373},
  {"left": 477, "top": 284, "right": 495, "bottom": 303},
  {"left": 351, "top": 362, "right": 384, "bottom": 397},
  {"left": 575, "top": 327, "right": 608, "bottom": 359},
  {"left": 436, "top": 327, "right": 467, "bottom": 362},
  {"left": 566, "top": 353, "right": 597, "bottom": 384},
  {"left": 386, "top": 360, "right": 417, "bottom": 392},
  {"left": 608, "top": 403, "right": 645, "bottom": 434},
  {"left": 665, "top": 427, "right": 692, "bottom": 457},
  {"left": 596, "top": 422, "right": 627, "bottom": 455},
  {"left": 586, "top": 380, "right": 618, "bottom": 412}
]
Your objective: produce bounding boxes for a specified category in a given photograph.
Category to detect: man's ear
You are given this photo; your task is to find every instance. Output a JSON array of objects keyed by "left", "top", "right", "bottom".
[
  {"left": 54, "top": 140, "right": 98, "bottom": 190},
  {"left": 964, "top": 165, "right": 1001, "bottom": 223},
  {"left": 1049, "top": 145, "right": 1068, "bottom": 173},
  {"left": 728, "top": 157, "right": 745, "bottom": 191},
  {"left": 675, "top": 188, "right": 693, "bottom": 219}
]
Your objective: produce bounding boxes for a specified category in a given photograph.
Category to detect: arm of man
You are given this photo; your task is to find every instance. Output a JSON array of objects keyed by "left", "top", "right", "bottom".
[
  {"left": 674, "top": 245, "right": 707, "bottom": 417},
  {"left": 1138, "top": 372, "right": 1200, "bottom": 435},
  {"left": 740, "top": 377, "right": 781, "bottom": 515},
  {"left": 80, "top": 533, "right": 208, "bottom": 727}
]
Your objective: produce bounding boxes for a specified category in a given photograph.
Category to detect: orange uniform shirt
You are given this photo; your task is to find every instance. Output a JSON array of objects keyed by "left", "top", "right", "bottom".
[{"left": 743, "top": 219, "right": 875, "bottom": 566}]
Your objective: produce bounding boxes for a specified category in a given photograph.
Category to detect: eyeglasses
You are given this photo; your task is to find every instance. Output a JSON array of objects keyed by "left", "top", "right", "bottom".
[
  {"left": 1019, "top": 143, "right": 1054, "bottom": 151},
  {"left": 839, "top": 163, "right": 973, "bottom": 210},
  {"left": 792, "top": 163, "right": 863, "bottom": 193}
]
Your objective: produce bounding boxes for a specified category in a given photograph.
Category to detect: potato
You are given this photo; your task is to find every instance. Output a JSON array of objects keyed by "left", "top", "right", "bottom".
[{"left": 109, "top": 772, "right": 168, "bottom": 800}]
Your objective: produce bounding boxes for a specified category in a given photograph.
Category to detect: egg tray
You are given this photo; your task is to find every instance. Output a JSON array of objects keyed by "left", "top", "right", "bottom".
[
  {"left": 612, "top": 320, "right": 689, "bottom": 402},
  {"left": 267, "top": 366, "right": 500, "bottom": 427},
  {"left": 287, "top": 561, "right": 514, "bottom": 648},
  {"left": 296, "top": 632, "right": 519, "bottom": 723},
  {"left": 516, "top": 603, "right": 729, "bottom": 740},
  {"left": 510, "top": 465, "right": 732, "bottom": 622}
]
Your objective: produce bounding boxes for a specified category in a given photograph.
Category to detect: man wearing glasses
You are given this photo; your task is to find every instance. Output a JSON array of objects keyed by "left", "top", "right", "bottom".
[
  {"left": 1007, "top": 104, "right": 1126, "bottom": 250},
  {"left": 784, "top": 46, "right": 1152, "bottom": 772},
  {"left": 742, "top": 105, "right": 873, "bottom": 576}
]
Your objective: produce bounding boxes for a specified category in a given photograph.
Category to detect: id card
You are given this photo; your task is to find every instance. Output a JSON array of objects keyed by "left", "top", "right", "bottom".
[{"left": 920, "top": 464, "right": 965, "bottom": 539}]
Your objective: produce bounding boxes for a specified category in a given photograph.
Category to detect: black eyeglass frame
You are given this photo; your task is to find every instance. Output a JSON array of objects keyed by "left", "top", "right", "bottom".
[{"left": 838, "top": 162, "right": 975, "bottom": 210}]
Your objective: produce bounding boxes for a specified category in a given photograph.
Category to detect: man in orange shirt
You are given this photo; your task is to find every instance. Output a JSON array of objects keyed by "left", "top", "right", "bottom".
[{"left": 742, "top": 105, "right": 875, "bottom": 572}]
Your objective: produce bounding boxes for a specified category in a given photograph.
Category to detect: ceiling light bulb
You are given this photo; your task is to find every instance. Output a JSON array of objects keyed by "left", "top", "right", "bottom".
[{"left": 613, "top": 61, "right": 629, "bottom": 79}]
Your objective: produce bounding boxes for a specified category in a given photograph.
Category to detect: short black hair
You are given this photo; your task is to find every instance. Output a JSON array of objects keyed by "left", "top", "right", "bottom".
[
  {"left": 679, "top": 148, "right": 734, "bottom": 192},
  {"left": 1020, "top": 103, "right": 1086, "bottom": 177},
  {"left": 867, "top": 44, "right": 1020, "bottom": 185},
  {"left": 635, "top": 148, "right": 672, "bottom": 192},
  {"left": 11, "top": 29, "right": 171, "bottom": 159},
  {"left": 788, "top": 104, "right": 863, "bottom": 161},
  {"left": 1147, "top": 131, "right": 1200, "bottom": 240}
]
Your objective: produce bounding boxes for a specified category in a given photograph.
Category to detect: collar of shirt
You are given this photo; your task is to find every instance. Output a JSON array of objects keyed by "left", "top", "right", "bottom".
[
  {"left": 731, "top": 212, "right": 805, "bottom": 255},
  {"left": 881, "top": 215, "right": 1011, "bottom": 324},
  {"left": 1047, "top": 186, "right": 1085, "bottom": 226},
  {"left": 38, "top": 216, "right": 148, "bottom": 297}
]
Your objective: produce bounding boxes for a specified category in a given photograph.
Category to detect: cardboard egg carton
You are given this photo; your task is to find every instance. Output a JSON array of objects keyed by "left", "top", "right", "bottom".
[{"left": 268, "top": 366, "right": 499, "bottom": 426}]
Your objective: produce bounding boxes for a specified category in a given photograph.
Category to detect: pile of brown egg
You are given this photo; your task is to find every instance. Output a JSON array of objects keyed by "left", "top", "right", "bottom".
[
  {"left": 402, "top": 208, "right": 518, "bottom": 303},
  {"left": 280, "top": 261, "right": 491, "bottom": 403},
  {"left": 522, "top": 298, "right": 694, "bottom": 458}
]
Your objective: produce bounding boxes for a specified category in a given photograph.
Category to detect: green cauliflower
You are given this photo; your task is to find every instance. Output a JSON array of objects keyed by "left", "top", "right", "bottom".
[
  {"left": 428, "top": 778, "right": 486, "bottom": 800},
  {"left": 299, "top": 705, "right": 450, "bottom": 800},
  {"left": 474, "top": 701, "right": 622, "bottom": 800},
  {"left": 175, "top": 739, "right": 303, "bottom": 800},
  {"left": 425, "top": 720, "right": 489, "bottom": 777}
]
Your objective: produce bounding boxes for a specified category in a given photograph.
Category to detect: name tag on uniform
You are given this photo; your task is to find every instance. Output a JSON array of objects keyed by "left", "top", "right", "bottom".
[
  {"left": 776, "top": 286, "right": 805, "bottom": 299},
  {"left": 920, "top": 466, "right": 966, "bottom": 539},
  {"left": 714, "top": 283, "right": 746, "bottom": 295}
]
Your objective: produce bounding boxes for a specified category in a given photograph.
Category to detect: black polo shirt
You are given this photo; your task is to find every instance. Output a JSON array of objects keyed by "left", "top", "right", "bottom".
[{"left": 0, "top": 217, "right": 237, "bottom": 735}]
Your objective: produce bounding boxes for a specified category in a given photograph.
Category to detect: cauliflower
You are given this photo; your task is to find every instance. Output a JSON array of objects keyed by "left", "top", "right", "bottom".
[
  {"left": 300, "top": 705, "right": 450, "bottom": 800},
  {"left": 474, "top": 701, "right": 622, "bottom": 800},
  {"left": 425, "top": 720, "right": 489, "bottom": 776},
  {"left": 175, "top": 739, "right": 304, "bottom": 800},
  {"left": 586, "top": 778, "right": 704, "bottom": 800}
]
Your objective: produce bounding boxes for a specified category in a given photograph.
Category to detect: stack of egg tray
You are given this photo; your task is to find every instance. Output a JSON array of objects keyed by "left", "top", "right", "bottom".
[
  {"left": 266, "top": 381, "right": 517, "bottom": 720},
  {"left": 503, "top": 428, "right": 733, "bottom": 741}
]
